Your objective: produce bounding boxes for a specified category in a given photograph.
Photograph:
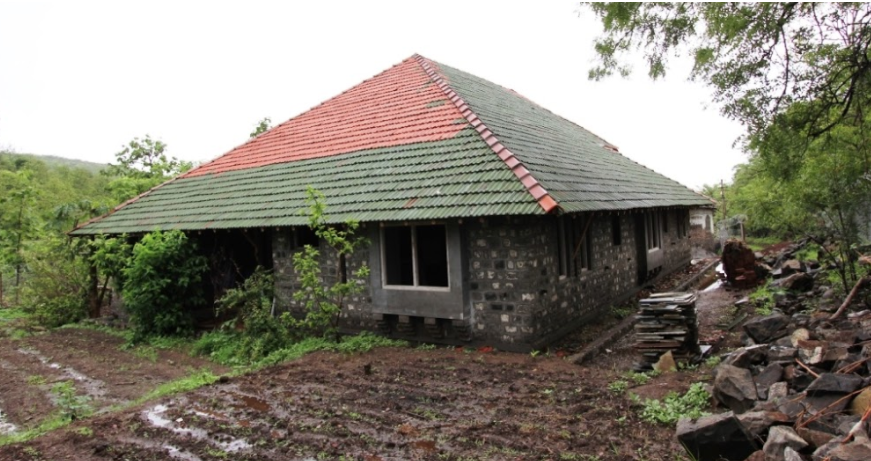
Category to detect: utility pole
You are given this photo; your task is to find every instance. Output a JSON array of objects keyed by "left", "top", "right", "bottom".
[{"left": 720, "top": 179, "right": 727, "bottom": 221}]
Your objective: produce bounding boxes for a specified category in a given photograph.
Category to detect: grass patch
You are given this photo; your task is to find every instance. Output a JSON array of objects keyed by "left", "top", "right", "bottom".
[
  {"left": 634, "top": 382, "right": 710, "bottom": 425},
  {"left": 745, "top": 236, "right": 781, "bottom": 252},
  {"left": 0, "top": 380, "right": 93, "bottom": 447},
  {"left": 135, "top": 369, "right": 219, "bottom": 404},
  {"left": 749, "top": 279, "right": 784, "bottom": 315},
  {"left": 0, "top": 413, "right": 74, "bottom": 446},
  {"left": 193, "top": 330, "right": 408, "bottom": 368},
  {"left": 61, "top": 322, "right": 133, "bottom": 342},
  {"left": 0, "top": 307, "right": 28, "bottom": 322}
]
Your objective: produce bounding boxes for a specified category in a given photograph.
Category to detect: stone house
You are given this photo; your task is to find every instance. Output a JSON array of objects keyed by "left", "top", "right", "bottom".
[{"left": 72, "top": 55, "right": 711, "bottom": 351}]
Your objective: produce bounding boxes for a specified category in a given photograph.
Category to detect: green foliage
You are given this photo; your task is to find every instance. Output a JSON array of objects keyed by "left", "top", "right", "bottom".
[
  {"left": 635, "top": 382, "right": 711, "bottom": 425},
  {"left": 0, "top": 307, "right": 28, "bottom": 321},
  {"left": 102, "top": 136, "right": 192, "bottom": 202},
  {"left": 193, "top": 330, "right": 407, "bottom": 368},
  {"left": 136, "top": 369, "right": 218, "bottom": 403},
  {"left": 51, "top": 380, "right": 92, "bottom": 421},
  {"left": 20, "top": 236, "right": 89, "bottom": 327},
  {"left": 585, "top": 3, "right": 871, "bottom": 137},
  {"left": 608, "top": 379, "right": 629, "bottom": 394},
  {"left": 626, "top": 371, "right": 651, "bottom": 385},
  {"left": 249, "top": 117, "right": 272, "bottom": 138},
  {"left": 611, "top": 304, "right": 634, "bottom": 319},
  {"left": 288, "top": 186, "right": 370, "bottom": 340},
  {"left": 749, "top": 279, "right": 783, "bottom": 316},
  {"left": 205, "top": 267, "right": 294, "bottom": 364},
  {"left": 122, "top": 230, "right": 207, "bottom": 341},
  {"left": 704, "top": 355, "right": 722, "bottom": 368}
]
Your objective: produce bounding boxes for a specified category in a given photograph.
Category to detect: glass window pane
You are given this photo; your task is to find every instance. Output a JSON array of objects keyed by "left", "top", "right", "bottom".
[
  {"left": 415, "top": 225, "right": 448, "bottom": 287},
  {"left": 384, "top": 227, "right": 413, "bottom": 285}
]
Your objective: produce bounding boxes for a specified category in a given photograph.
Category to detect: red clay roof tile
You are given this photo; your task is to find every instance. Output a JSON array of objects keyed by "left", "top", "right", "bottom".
[{"left": 185, "top": 57, "right": 468, "bottom": 178}]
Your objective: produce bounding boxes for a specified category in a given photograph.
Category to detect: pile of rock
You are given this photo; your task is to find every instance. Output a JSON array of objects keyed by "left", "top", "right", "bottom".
[
  {"left": 721, "top": 239, "right": 821, "bottom": 293},
  {"left": 634, "top": 292, "right": 701, "bottom": 367},
  {"left": 677, "top": 311, "right": 871, "bottom": 461}
]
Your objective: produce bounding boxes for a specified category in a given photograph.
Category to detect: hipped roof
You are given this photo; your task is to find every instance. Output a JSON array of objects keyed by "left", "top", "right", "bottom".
[{"left": 72, "top": 55, "right": 710, "bottom": 235}]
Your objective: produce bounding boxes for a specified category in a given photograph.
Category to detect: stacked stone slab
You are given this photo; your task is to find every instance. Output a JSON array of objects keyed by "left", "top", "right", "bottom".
[{"left": 634, "top": 292, "right": 701, "bottom": 365}]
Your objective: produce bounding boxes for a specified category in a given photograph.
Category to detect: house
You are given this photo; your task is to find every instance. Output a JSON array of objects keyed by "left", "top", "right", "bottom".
[
  {"left": 72, "top": 55, "right": 711, "bottom": 351},
  {"left": 690, "top": 205, "right": 716, "bottom": 233}
]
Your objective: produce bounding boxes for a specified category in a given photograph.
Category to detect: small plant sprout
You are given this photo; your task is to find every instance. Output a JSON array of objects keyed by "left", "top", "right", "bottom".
[{"left": 608, "top": 379, "right": 629, "bottom": 394}]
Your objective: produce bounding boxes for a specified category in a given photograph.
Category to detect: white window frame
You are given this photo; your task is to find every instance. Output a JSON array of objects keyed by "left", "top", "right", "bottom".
[{"left": 380, "top": 224, "right": 451, "bottom": 292}]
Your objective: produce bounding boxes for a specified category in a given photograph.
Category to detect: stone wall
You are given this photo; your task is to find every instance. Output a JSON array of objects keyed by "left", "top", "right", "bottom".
[
  {"left": 272, "top": 228, "right": 377, "bottom": 332},
  {"left": 271, "top": 209, "right": 693, "bottom": 350}
]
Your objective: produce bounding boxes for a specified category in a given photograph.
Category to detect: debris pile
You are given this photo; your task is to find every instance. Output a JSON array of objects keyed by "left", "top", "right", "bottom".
[
  {"left": 634, "top": 292, "right": 701, "bottom": 368},
  {"left": 722, "top": 239, "right": 771, "bottom": 288},
  {"left": 678, "top": 306, "right": 871, "bottom": 460}
]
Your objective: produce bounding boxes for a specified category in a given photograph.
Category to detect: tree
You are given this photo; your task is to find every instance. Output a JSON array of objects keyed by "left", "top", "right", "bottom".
[
  {"left": 584, "top": 3, "right": 871, "bottom": 137},
  {"left": 249, "top": 117, "right": 272, "bottom": 138},
  {"left": 102, "top": 136, "right": 192, "bottom": 202},
  {"left": 0, "top": 170, "right": 40, "bottom": 304}
]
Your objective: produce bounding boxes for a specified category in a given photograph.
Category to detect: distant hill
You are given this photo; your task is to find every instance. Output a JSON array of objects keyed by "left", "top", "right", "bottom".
[{"left": 0, "top": 152, "right": 107, "bottom": 174}]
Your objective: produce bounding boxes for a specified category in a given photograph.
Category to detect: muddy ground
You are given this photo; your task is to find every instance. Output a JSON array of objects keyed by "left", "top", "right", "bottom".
[{"left": 0, "top": 263, "right": 752, "bottom": 461}]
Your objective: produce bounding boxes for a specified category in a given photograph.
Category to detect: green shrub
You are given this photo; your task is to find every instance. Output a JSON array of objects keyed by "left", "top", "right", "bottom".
[
  {"left": 288, "top": 187, "right": 369, "bottom": 340},
  {"left": 21, "top": 237, "right": 88, "bottom": 327},
  {"left": 122, "top": 230, "right": 207, "bottom": 341}
]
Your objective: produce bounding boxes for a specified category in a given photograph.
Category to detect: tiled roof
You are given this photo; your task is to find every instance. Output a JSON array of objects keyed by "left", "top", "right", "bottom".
[{"left": 72, "top": 55, "right": 710, "bottom": 235}]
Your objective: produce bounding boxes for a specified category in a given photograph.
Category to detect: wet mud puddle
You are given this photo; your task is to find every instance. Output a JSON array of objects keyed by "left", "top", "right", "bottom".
[
  {"left": 144, "top": 402, "right": 252, "bottom": 453},
  {"left": 0, "top": 407, "right": 16, "bottom": 436},
  {"left": 16, "top": 347, "right": 110, "bottom": 401}
]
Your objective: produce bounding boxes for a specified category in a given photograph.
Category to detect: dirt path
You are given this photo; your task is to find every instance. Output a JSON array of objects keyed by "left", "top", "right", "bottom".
[
  {"left": 0, "top": 266, "right": 749, "bottom": 461},
  {"left": 2, "top": 348, "right": 699, "bottom": 461},
  {"left": 0, "top": 326, "right": 226, "bottom": 439}
]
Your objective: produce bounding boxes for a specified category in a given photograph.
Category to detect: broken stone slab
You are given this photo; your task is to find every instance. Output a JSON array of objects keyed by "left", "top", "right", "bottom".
[
  {"left": 791, "top": 328, "right": 810, "bottom": 347},
  {"left": 763, "top": 426, "right": 809, "bottom": 461},
  {"left": 724, "top": 345, "right": 768, "bottom": 369},
  {"left": 837, "top": 415, "right": 863, "bottom": 436},
  {"left": 777, "top": 392, "right": 807, "bottom": 419},
  {"left": 807, "top": 373, "right": 864, "bottom": 395},
  {"left": 676, "top": 412, "right": 759, "bottom": 461},
  {"left": 756, "top": 363, "right": 784, "bottom": 400},
  {"left": 775, "top": 272, "right": 814, "bottom": 292},
  {"left": 769, "top": 346, "right": 798, "bottom": 362},
  {"left": 812, "top": 437, "right": 871, "bottom": 461},
  {"left": 768, "top": 382, "right": 790, "bottom": 402},
  {"left": 804, "top": 374, "right": 864, "bottom": 414},
  {"left": 784, "top": 446, "right": 803, "bottom": 461},
  {"left": 744, "top": 314, "right": 791, "bottom": 344},
  {"left": 781, "top": 259, "right": 805, "bottom": 275},
  {"left": 797, "top": 427, "right": 836, "bottom": 449},
  {"left": 714, "top": 364, "right": 758, "bottom": 414},
  {"left": 799, "top": 345, "right": 825, "bottom": 365},
  {"left": 736, "top": 410, "right": 792, "bottom": 439}
]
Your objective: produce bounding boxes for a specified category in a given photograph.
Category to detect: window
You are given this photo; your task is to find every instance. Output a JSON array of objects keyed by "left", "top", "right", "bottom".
[
  {"left": 611, "top": 215, "right": 622, "bottom": 246},
  {"left": 382, "top": 224, "right": 449, "bottom": 288},
  {"left": 645, "top": 212, "right": 662, "bottom": 250},
  {"left": 557, "top": 216, "right": 592, "bottom": 277},
  {"left": 662, "top": 211, "right": 669, "bottom": 233}
]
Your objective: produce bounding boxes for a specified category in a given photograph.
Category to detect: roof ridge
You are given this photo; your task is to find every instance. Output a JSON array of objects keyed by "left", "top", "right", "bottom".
[
  {"left": 413, "top": 55, "right": 558, "bottom": 214},
  {"left": 180, "top": 56, "right": 421, "bottom": 179}
]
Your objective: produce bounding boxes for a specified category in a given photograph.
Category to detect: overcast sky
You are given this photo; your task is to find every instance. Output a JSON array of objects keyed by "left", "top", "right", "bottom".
[{"left": 0, "top": 0, "right": 746, "bottom": 190}]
